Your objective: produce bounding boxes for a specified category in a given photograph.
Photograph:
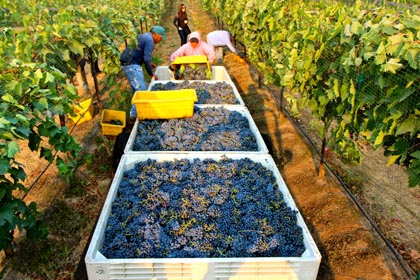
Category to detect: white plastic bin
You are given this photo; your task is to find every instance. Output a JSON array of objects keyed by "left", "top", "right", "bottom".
[
  {"left": 85, "top": 153, "right": 321, "bottom": 280},
  {"left": 124, "top": 105, "right": 268, "bottom": 154},
  {"left": 154, "top": 66, "right": 233, "bottom": 82}
]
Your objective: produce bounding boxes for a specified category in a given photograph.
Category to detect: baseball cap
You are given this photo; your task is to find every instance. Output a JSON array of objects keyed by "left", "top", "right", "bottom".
[{"left": 151, "top": 25, "right": 167, "bottom": 40}]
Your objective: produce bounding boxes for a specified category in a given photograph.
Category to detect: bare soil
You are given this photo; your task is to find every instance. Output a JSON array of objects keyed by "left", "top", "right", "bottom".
[{"left": 1, "top": 1, "right": 419, "bottom": 279}]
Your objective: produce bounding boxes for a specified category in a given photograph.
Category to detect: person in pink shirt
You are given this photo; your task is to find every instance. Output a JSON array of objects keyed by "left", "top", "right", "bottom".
[{"left": 170, "top": 31, "right": 216, "bottom": 64}]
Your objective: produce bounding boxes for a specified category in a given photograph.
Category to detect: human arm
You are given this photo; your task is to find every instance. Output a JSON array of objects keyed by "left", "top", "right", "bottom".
[
  {"left": 225, "top": 39, "right": 238, "bottom": 54},
  {"left": 173, "top": 16, "right": 179, "bottom": 28},
  {"left": 170, "top": 45, "right": 187, "bottom": 62},
  {"left": 202, "top": 42, "right": 216, "bottom": 64},
  {"left": 142, "top": 37, "right": 155, "bottom": 77}
]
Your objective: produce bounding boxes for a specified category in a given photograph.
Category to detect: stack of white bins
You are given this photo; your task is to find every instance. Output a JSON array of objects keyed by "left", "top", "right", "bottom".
[{"left": 85, "top": 65, "right": 321, "bottom": 279}]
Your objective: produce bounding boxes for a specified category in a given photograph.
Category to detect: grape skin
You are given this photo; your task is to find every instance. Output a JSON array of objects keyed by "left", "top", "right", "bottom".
[
  {"left": 133, "top": 107, "right": 259, "bottom": 151},
  {"left": 101, "top": 157, "right": 305, "bottom": 259}
]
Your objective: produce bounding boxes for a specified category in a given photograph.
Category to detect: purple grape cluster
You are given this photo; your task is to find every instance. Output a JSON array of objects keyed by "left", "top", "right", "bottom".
[
  {"left": 151, "top": 81, "right": 240, "bottom": 104},
  {"left": 132, "top": 107, "right": 258, "bottom": 151},
  {"left": 182, "top": 64, "right": 209, "bottom": 80},
  {"left": 101, "top": 157, "right": 305, "bottom": 259}
]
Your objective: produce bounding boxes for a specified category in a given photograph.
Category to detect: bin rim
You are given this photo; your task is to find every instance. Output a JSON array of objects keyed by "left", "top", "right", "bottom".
[{"left": 171, "top": 55, "right": 210, "bottom": 70}]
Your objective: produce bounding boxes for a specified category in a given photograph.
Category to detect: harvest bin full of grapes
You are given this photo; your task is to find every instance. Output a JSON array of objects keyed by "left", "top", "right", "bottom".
[
  {"left": 148, "top": 80, "right": 245, "bottom": 105},
  {"left": 124, "top": 105, "right": 269, "bottom": 154},
  {"left": 85, "top": 154, "right": 321, "bottom": 280}
]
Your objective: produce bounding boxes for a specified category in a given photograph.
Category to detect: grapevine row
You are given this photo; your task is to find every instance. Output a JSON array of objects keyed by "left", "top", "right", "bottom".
[{"left": 203, "top": 0, "right": 420, "bottom": 187}]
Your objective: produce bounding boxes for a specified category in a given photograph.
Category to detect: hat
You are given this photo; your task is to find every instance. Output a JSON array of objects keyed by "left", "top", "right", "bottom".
[{"left": 151, "top": 25, "right": 167, "bottom": 40}]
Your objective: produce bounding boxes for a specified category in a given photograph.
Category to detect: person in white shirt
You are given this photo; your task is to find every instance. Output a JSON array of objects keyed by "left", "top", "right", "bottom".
[{"left": 206, "top": 30, "right": 239, "bottom": 56}]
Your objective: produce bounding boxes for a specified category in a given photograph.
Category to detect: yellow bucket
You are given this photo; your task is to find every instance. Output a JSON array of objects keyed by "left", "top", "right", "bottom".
[
  {"left": 100, "top": 109, "right": 126, "bottom": 136},
  {"left": 69, "top": 98, "right": 94, "bottom": 125}
]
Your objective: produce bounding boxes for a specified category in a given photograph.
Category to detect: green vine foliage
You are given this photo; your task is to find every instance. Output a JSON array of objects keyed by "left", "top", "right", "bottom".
[
  {"left": 206, "top": 0, "right": 420, "bottom": 187},
  {"left": 219, "top": 0, "right": 248, "bottom": 44},
  {"left": 0, "top": 0, "right": 165, "bottom": 254},
  {"left": 0, "top": 54, "right": 79, "bottom": 252}
]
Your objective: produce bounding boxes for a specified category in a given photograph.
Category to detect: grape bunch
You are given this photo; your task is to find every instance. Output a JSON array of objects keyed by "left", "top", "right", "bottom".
[
  {"left": 176, "top": 63, "right": 210, "bottom": 80},
  {"left": 100, "top": 157, "right": 306, "bottom": 259},
  {"left": 104, "top": 119, "right": 123, "bottom": 125},
  {"left": 151, "top": 81, "right": 240, "bottom": 104},
  {"left": 132, "top": 106, "right": 258, "bottom": 151}
]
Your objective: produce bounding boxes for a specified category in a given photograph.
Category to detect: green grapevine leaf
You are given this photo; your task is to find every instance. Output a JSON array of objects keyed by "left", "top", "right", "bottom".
[
  {"left": 382, "top": 58, "right": 403, "bottom": 74},
  {"left": 381, "top": 24, "right": 396, "bottom": 36},
  {"left": 13, "top": 126, "right": 31, "bottom": 139},
  {"left": 395, "top": 115, "right": 420, "bottom": 136},
  {"left": 406, "top": 48, "right": 419, "bottom": 69},
  {"left": 374, "top": 131, "right": 385, "bottom": 146},
  {"left": 375, "top": 43, "right": 387, "bottom": 65},
  {"left": 0, "top": 159, "right": 11, "bottom": 175},
  {"left": 28, "top": 131, "right": 41, "bottom": 151},
  {"left": 351, "top": 21, "right": 364, "bottom": 35},
  {"left": 34, "top": 68, "right": 43, "bottom": 81},
  {"left": 7, "top": 142, "right": 19, "bottom": 158},
  {"left": 15, "top": 114, "right": 30, "bottom": 127},
  {"left": 0, "top": 202, "right": 19, "bottom": 225},
  {"left": 406, "top": 167, "right": 420, "bottom": 188},
  {"left": 68, "top": 40, "right": 85, "bottom": 56},
  {"left": 0, "top": 188, "right": 7, "bottom": 201},
  {"left": 1, "top": 94, "right": 18, "bottom": 104},
  {"left": 34, "top": 97, "right": 49, "bottom": 111},
  {"left": 387, "top": 155, "right": 400, "bottom": 166}
]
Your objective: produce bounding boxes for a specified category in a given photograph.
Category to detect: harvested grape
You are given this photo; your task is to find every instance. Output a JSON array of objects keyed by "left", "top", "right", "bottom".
[
  {"left": 151, "top": 81, "right": 240, "bottom": 104},
  {"left": 100, "top": 157, "right": 305, "bottom": 259},
  {"left": 175, "top": 63, "right": 210, "bottom": 80},
  {"left": 132, "top": 107, "right": 258, "bottom": 151}
]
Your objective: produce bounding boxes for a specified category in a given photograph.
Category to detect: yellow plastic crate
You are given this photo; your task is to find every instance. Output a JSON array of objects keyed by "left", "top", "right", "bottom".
[
  {"left": 100, "top": 109, "right": 126, "bottom": 136},
  {"left": 171, "top": 55, "right": 210, "bottom": 70},
  {"left": 132, "top": 89, "right": 197, "bottom": 120},
  {"left": 69, "top": 98, "right": 94, "bottom": 125}
]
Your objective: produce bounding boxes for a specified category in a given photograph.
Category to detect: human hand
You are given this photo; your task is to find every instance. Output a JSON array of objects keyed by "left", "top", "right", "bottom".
[
  {"left": 151, "top": 63, "right": 156, "bottom": 69},
  {"left": 152, "top": 74, "right": 158, "bottom": 80},
  {"left": 184, "top": 20, "right": 188, "bottom": 24},
  {"left": 178, "top": 27, "right": 182, "bottom": 30}
]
